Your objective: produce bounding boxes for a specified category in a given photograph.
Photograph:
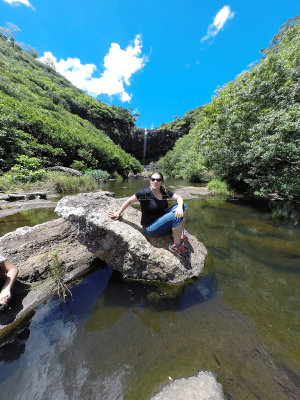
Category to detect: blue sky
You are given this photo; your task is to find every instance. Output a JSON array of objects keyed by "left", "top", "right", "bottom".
[{"left": 0, "top": 0, "right": 299, "bottom": 128}]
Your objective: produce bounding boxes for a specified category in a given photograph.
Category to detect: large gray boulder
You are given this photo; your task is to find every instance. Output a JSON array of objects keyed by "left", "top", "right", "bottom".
[
  {"left": 55, "top": 191, "right": 207, "bottom": 284},
  {"left": 0, "top": 219, "right": 100, "bottom": 338}
]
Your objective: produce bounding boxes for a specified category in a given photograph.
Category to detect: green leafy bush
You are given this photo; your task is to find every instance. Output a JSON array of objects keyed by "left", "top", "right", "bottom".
[
  {"left": 207, "top": 179, "right": 232, "bottom": 196},
  {"left": 71, "top": 160, "right": 87, "bottom": 172},
  {"left": 84, "top": 169, "right": 110, "bottom": 182},
  {"left": 4, "top": 155, "right": 46, "bottom": 183},
  {"left": 158, "top": 133, "right": 212, "bottom": 182}
]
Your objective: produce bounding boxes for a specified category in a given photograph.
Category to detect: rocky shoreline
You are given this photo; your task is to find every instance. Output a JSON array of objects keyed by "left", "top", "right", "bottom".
[{"left": 0, "top": 191, "right": 58, "bottom": 218}]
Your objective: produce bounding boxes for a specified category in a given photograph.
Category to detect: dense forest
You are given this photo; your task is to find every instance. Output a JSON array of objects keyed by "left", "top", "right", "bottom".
[
  {"left": 159, "top": 16, "right": 300, "bottom": 200},
  {"left": 0, "top": 33, "right": 142, "bottom": 177}
]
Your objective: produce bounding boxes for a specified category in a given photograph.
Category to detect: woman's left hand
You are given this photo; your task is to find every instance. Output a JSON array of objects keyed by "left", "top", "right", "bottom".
[{"left": 173, "top": 207, "right": 183, "bottom": 218}]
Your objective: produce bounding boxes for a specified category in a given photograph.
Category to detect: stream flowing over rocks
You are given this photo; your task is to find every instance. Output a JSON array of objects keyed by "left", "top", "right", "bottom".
[{"left": 55, "top": 190, "right": 208, "bottom": 284}]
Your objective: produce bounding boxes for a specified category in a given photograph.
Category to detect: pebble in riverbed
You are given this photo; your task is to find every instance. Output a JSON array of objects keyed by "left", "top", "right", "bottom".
[{"left": 150, "top": 371, "right": 225, "bottom": 400}]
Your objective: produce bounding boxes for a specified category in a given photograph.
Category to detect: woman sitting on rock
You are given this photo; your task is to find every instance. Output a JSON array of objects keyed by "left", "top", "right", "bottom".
[
  {"left": 0, "top": 255, "right": 18, "bottom": 311},
  {"left": 109, "top": 171, "right": 189, "bottom": 258}
]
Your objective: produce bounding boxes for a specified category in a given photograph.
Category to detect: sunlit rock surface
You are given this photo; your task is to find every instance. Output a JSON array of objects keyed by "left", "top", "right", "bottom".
[
  {"left": 55, "top": 190, "right": 208, "bottom": 284},
  {"left": 0, "top": 219, "right": 99, "bottom": 338},
  {"left": 151, "top": 371, "right": 225, "bottom": 400}
]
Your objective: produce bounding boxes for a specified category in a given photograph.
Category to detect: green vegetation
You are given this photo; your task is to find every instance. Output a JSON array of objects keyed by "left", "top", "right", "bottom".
[
  {"left": 159, "top": 16, "right": 300, "bottom": 200},
  {"left": 0, "top": 33, "right": 142, "bottom": 178},
  {"left": 0, "top": 155, "right": 100, "bottom": 192},
  {"left": 47, "top": 172, "right": 98, "bottom": 193},
  {"left": 207, "top": 179, "right": 232, "bottom": 196},
  {"left": 158, "top": 133, "right": 213, "bottom": 182},
  {"left": 3, "top": 155, "right": 46, "bottom": 183},
  {"left": 159, "top": 106, "right": 203, "bottom": 135},
  {"left": 46, "top": 249, "right": 72, "bottom": 302},
  {"left": 0, "top": 170, "right": 99, "bottom": 193},
  {"left": 84, "top": 169, "right": 110, "bottom": 182}
]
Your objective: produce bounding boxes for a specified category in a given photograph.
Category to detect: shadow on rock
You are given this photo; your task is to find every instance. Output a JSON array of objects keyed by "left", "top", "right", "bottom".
[
  {"left": 0, "top": 325, "right": 30, "bottom": 363},
  {"left": 0, "top": 281, "right": 31, "bottom": 326}
]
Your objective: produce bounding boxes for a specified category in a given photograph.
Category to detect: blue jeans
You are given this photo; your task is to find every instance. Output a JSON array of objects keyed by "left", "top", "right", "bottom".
[{"left": 143, "top": 203, "right": 188, "bottom": 237}]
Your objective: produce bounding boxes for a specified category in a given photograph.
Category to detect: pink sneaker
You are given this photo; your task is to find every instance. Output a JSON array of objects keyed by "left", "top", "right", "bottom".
[
  {"left": 181, "top": 234, "right": 190, "bottom": 250},
  {"left": 169, "top": 243, "right": 188, "bottom": 259}
]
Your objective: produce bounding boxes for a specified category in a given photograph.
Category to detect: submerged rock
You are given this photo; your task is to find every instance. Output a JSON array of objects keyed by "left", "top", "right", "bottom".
[
  {"left": 55, "top": 191, "right": 207, "bottom": 284},
  {"left": 150, "top": 371, "right": 225, "bottom": 400}
]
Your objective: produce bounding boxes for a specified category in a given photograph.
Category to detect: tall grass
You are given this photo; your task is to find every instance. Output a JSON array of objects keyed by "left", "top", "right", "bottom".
[{"left": 0, "top": 171, "right": 98, "bottom": 193}]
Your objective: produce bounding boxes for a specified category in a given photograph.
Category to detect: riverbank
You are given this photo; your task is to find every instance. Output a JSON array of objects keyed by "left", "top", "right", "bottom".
[
  {"left": 0, "top": 185, "right": 211, "bottom": 219},
  {"left": 0, "top": 191, "right": 58, "bottom": 218}
]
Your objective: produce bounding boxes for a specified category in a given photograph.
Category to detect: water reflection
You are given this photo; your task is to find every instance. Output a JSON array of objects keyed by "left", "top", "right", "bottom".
[
  {"left": 187, "top": 197, "right": 300, "bottom": 366},
  {"left": 86, "top": 270, "right": 215, "bottom": 334},
  {"left": 0, "top": 208, "right": 59, "bottom": 237}
]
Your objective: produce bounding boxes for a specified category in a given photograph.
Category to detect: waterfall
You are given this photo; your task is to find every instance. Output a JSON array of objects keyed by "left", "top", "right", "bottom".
[{"left": 142, "top": 128, "right": 148, "bottom": 166}]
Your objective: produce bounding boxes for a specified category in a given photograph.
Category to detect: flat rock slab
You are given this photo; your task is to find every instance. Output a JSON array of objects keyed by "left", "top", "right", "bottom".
[
  {"left": 172, "top": 186, "right": 210, "bottom": 199},
  {"left": 0, "top": 218, "right": 98, "bottom": 339},
  {"left": 55, "top": 191, "right": 208, "bottom": 284}
]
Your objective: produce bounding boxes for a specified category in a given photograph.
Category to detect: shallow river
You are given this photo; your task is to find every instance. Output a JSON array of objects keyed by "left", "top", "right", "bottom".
[{"left": 0, "top": 180, "right": 299, "bottom": 400}]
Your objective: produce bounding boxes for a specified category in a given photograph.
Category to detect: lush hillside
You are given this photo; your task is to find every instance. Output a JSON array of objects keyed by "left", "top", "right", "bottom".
[
  {"left": 159, "top": 106, "right": 203, "bottom": 136},
  {"left": 159, "top": 16, "right": 300, "bottom": 200},
  {"left": 0, "top": 34, "right": 142, "bottom": 176}
]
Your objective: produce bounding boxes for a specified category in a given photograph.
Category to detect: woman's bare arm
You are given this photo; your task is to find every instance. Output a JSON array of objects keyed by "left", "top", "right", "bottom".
[
  {"left": 170, "top": 193, "right": 184, "bottom": 218},
  {"left": 108, "top": 195, "right": 138, "bottom": 219}
]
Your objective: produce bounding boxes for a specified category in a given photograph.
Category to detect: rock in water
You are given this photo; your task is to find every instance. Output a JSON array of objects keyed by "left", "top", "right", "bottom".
[
  {"left": 150, "top": 371, "right": 225, "bottom": 400},
  {"left": 0, "top": 218, "right": 98, "bottom": 337},
  {"left": 55, "top": 191, "right": 207, "bottom": 284}
]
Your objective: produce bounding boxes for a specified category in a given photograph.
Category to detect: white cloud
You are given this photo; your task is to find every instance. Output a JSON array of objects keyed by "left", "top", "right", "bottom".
[
  {"left": 39, "top": 34, "right": 147, "bottom": 103},
  {"left": 2, "top": 0, "right": 34, "bottom": 8},
  {"left": 201, "top": 5, "right": 235, "bottom": 42}
]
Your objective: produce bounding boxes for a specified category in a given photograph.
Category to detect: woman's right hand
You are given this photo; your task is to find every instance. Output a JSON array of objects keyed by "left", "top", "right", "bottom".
[{"left": 108, "top": 211, "right": 120, "bottom": 219}]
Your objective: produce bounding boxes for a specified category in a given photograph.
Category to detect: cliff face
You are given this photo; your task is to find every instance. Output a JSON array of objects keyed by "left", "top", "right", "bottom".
[{"left": 122, "top": 127, "right": 186, "bottom": 163}]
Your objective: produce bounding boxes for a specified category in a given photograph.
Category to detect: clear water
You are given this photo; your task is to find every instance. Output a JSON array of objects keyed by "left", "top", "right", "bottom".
[
  {"left": 0, "top": 180, "right": 299, "bottom": 400},
  {"left": 0, "top": 208, "right": 59, "bottom": 238}
]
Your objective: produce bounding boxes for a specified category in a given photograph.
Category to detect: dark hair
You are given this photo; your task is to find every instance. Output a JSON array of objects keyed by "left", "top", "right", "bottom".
[{"left": 150, "top": 171, "right": 172, "bottom": 197}]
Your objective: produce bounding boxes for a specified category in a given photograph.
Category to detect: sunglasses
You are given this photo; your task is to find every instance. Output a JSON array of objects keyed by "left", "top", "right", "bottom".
[{"left": 150, "top": 177, "right": 162, "bottom": 182}]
